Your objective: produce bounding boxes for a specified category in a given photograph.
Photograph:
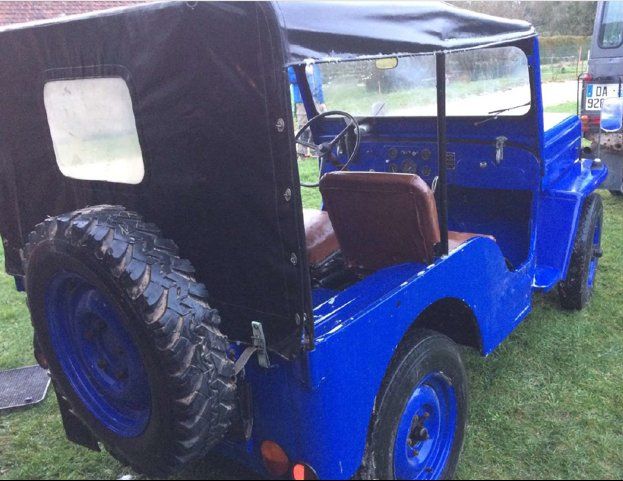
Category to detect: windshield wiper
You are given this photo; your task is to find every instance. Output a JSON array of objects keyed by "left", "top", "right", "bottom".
[{"left": 475, "top": 101, "right": 531, "bottom": 126}]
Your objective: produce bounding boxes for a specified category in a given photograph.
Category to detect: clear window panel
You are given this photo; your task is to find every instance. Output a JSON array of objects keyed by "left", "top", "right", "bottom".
[
  {"left": 446, "top": 46, "right": 531, "bottom": 116},
  {"left": 319, "top": 56, "right": 437, "bottom": 117},
  {"left": 44, "top": 77, "right": 145, "bottom": 185},
  {"left": 316, "top": 46, "right": 530, "bottom": 117}
]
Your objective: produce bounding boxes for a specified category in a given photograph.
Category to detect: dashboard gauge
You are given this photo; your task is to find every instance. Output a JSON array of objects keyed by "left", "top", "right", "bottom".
[
  {"left": 388, "top": 147, "right": 398, "bottom": 160},
  {"left": 388, "top": 162, "right": 399, "bottom": 173},
  {"left": 401, "top": 159, "right": 417, "bottom": 174},
  {"left": 421, "top": 148, "right": 432, "bottom": 161},
  {"left": 420, "top": 165, "right": 432, "bottom": 177}
]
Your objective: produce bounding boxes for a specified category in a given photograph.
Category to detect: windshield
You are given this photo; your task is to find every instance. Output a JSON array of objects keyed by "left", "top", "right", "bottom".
[
  {"left": 600, "top": 1, "right": 623, "bottom": 49},
  {"left": 315, "top": 46, "right": 531, "bottom": 117}
]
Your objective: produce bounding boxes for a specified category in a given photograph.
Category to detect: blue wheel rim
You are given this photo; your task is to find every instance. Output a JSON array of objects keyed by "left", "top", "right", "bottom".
[
  {"left": 393, "top": 372, "right": 457, "bottom": 480},
  {"left": 45, "top": 272, "right": 151, "bottom": 437},
  {"left": 588, "top": 220, "right": 602, "bottom": 289}
]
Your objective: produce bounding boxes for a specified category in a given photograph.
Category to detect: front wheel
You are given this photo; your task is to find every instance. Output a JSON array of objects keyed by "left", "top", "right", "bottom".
[
  {"left": 559, "top": 194, "right": 603, "bottom": 310},
  {"left": 364, "top": 330, "right": 467, "bottom": 480}
]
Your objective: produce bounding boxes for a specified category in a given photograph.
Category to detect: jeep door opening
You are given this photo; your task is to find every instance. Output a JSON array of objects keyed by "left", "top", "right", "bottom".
[{"left": 0, "top": 1, "right": 607, "bottom": 479}]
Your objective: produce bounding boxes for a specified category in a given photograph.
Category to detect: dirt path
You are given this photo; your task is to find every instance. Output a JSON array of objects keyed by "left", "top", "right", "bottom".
[{"left": 540, "top": 80, "right": 578, "bottom": 107}]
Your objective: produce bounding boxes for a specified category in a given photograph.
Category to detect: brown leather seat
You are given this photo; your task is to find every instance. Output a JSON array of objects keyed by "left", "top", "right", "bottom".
[
  {"left": 304, "top": 209, "right": 340, "bottom": 266},
  {"left": 319, "top": 172, "right": 493, "bottom": 270}
]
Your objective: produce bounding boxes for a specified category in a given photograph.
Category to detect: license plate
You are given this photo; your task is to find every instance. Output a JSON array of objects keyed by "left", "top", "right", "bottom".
[{"left": 585, "top": 83, "right": 620, "bottom": 111}]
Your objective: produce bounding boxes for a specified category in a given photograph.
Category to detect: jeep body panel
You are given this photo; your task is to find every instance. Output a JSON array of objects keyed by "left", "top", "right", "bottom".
[{"left": 221, "top": 237, "right": 531, "bottom": 479}]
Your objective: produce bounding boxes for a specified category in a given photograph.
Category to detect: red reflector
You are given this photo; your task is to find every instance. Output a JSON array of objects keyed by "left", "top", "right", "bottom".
[
  {"left": 261, "top": 441, "right": 290, "bottom": 477},
  {"left": 582, "top": 73, "right": 593, "bottom": 82},
  {"left": 292, "top": 463, "right": 318, "bottom": 481},
  {"left": 582, "top": 115, "right": 600, "bottom": 125}
]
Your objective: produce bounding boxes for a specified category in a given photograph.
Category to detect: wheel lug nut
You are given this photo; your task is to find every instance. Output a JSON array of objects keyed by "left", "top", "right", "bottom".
[
  {"left": 115, "top": 369, "right": 128, "bottom": 380},
  {"left": 97, "top": 359, "right": 108, "bottom": 369}
]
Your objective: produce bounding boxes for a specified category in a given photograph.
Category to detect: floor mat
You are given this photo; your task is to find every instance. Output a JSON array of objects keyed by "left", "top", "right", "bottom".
[{"left": 0, "top": 365, "right": 50, "bottom": 412}]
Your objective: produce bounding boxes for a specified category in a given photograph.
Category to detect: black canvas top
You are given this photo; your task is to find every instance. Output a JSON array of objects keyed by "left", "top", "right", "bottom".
[
  {"left": 0, "top": 1, "right": 535, "bottom": 357},
  {"left": 276, "top": 1, "right": 536, "bottom": 64},
  {"left": 0, "top": 1, "right": 537, "bottom": 64}
]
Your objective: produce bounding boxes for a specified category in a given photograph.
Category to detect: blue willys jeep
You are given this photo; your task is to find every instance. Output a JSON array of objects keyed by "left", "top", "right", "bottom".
[{"left": 0, "top": 2, "right": 607, "bottom": 479}]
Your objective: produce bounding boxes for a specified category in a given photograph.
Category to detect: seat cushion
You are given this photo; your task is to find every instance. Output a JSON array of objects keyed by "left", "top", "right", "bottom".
[
  {"left": 320, "top": 172, "right": 441, "bottom": 270},
  {"left": 303, "top": 209, "right": 340, "bottom": 266},
  {"left": 448, "top": 231, "right": 496, "bottom": 251}
]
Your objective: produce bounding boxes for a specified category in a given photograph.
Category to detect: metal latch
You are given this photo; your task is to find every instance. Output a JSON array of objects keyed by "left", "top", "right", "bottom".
[
  {"left": 251, "top": 321, "right": 271, "bottom": 369},
  {"left": 495, "top": 136, "right": 507, "bottom": 165},
  {"left": 232, "top": 322, "right": 271, "bottom": 375}
]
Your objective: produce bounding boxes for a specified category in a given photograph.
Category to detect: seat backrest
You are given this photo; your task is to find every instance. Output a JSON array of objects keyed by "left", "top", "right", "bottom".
[{"left": 319, "top": 172, "right": 440, "bottom": 270}]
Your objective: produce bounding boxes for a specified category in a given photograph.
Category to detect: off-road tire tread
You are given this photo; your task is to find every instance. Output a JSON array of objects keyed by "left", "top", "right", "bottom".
[{"left": 23, "top": 205, "right": 236, "bottom": 478}]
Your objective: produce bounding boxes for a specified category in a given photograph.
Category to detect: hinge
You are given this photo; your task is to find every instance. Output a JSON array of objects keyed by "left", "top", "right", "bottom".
[
  {"left": 495, "top": 136, "right": 507, "bottom": 165},
  {"left": 251, "top": 321, "right": 271, "bottom": 369}
]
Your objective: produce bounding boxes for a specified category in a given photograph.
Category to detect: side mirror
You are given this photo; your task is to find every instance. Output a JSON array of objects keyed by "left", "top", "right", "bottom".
[{"left": 600, "top": 97, "right": 623, "bottom": 132}]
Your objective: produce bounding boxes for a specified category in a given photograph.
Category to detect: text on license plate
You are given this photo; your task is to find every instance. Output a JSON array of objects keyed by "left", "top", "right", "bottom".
[{"left": 586, "top": 83, "right": 620, "bottom": 110}]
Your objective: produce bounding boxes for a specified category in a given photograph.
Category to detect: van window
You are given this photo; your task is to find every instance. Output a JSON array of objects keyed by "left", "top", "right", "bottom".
[
  {"left": 600, "top": 1, "right": 623, "bottom": 49},
  {"left": 44, "top": 77, "right": 145, "bottom": 185}
]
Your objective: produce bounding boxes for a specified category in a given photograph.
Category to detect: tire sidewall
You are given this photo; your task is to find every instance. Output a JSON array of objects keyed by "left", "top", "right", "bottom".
[
  {"left": 26, "top": 237, "right": 173, "bottom": 468},
  {"left": 371, "top": 333, "right": 468, "bottom": 480},
  {"left": 559, "top": 194, "right": 604, "bottom": 310},
  {"left": 576, "top": 196, "right": 603, "bottom": 306}
]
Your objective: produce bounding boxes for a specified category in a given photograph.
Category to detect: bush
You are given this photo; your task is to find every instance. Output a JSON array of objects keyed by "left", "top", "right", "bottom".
[{"left": 539, "top": 35, "right": 592, "bottom": 63}]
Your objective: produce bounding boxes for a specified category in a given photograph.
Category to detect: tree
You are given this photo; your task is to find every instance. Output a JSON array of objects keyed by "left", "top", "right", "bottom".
[{"left": 451, "top": 1, "right": 598, "bottom": 36}]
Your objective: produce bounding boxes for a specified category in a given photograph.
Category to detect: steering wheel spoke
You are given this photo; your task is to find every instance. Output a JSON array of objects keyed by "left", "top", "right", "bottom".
[
  {"left": 296, "top": 139, "right": 318, "bottom": 150},
  {"left": 295, "top": 110, "right": 361, "bottom": 188}
]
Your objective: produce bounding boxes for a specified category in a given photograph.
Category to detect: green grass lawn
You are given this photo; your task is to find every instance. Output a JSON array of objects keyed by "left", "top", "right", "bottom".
[
  {"left": 1, "top": 180, "right": 622, "bottom": 479},
  {"left": 546, "top": 101, "right": 579, "bottom": 115}
]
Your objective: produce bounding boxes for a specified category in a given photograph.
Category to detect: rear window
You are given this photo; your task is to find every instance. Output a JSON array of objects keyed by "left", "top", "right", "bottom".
[
  {"left": 600, "top": 1, "right": 623, "bottom": 49},
  {"left": 44, "top": 77, "right": 145, "bottom": 185}
]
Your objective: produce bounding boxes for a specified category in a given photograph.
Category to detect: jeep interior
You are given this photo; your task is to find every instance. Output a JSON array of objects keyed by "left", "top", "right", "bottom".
[{"left": 297, "top": 49, "right": 538, "bottom": 293}]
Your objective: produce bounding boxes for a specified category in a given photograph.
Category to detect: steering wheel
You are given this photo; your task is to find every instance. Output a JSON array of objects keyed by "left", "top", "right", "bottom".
[{"left": 296, "top": 110, "right": 361, "bottom": 188}]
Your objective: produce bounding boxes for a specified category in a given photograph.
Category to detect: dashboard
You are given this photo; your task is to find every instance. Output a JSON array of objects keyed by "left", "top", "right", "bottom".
[{"left": 327, "top": 140, "right": 539, "bottom": 191}]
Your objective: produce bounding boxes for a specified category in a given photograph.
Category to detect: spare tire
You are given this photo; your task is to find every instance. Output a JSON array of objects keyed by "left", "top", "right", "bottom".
[{"left": 23, "top": 206, "right": 236, "bottom": 478}]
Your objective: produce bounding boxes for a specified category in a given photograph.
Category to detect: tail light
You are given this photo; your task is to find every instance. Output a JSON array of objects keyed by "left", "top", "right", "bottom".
[
  {"left": 292, "top": 463, "right": 319, "bottom": 480},
  {"left": 581, "top": 114, "right": 600, "bottom": 133}
]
